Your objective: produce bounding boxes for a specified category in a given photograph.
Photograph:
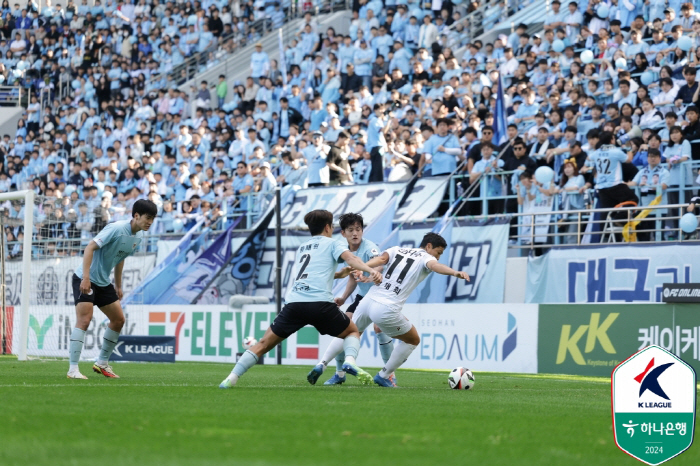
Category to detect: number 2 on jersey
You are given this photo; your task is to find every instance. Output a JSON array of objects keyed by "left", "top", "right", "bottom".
[
  {"left": 384, "top": 254, "right": 414, "bottom": 284},
  {"left": 296, "top": 254, "right": 311, "bottom": 280}
]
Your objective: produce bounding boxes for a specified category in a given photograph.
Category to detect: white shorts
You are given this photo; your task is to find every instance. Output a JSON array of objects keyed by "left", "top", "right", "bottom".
[{"left": 352, "top": 297, "right": 413, "bottom": 337}]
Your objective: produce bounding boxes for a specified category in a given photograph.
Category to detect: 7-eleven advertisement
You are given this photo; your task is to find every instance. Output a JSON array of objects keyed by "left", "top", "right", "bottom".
[{"left": 139, "top": 305, "right": 318, "bottom": 364}]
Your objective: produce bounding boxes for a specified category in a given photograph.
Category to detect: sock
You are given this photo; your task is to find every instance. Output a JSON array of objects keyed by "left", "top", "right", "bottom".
[
  {"left": 342, "top": 335, "right": 361, "bottom": 366},
  {"left": 335, "top": 351, "right": 345, "bottom": 375},
  {"left": 97, "top": 328, "right": 120, "bottom": 364},
  {"left": 231, "top": 350, "right": 259, "bottom": 378},
  {"left": 376, "top": 332, "right": 394, "bottom": 364},
  {"left": 69, "top": 328, "right": 86, "bottom": 367},
  {"left": 318, "top": 338, "right": 345, "bottom": 367},
  {"left": 378, "top": 341, "right": 417, "bottom": 378}
]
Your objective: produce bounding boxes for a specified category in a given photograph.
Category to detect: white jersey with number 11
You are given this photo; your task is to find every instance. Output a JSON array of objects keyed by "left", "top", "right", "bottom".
[{"left": 365, "top": 246, "right": 436, "bottom": 311}]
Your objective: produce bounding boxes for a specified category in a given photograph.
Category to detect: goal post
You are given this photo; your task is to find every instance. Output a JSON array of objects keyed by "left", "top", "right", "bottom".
[{"left": 0, "top": 189, "right": 34, "bottom": 361}]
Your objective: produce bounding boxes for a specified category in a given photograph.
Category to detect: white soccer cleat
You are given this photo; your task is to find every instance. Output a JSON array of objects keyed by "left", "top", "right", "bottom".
[
  {"left": 93, "top": 362, "right": 120, "bottom": 378},
  {"left": 67, "top": 369, "right": 88, "bottom": 379},
  {"left": 219, "top": 374, "right": 238, "bottom": 389}
]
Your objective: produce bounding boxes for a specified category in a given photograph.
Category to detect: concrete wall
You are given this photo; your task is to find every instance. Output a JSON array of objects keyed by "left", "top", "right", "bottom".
[{"left": 0, "top": 106, "right": 24, "bottom": 138}]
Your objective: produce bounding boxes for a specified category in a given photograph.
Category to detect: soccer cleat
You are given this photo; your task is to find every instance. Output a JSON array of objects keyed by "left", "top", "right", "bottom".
[
  {"left": 307, "top": 364, "right": 325, "bottom": 385},
  {"left": 323, "top": 373, "right": 347, "bottom": 385},
  {"left": 219, "top": 375, "right": 236, "bottom": 389},
  {"left": 342, "top": 362, "right": 373, "bottom": 385},
  {"left": 92, "top": 362, "right": 120, "bottom": 378},
  {"left": 67, "top": 369, "right": 88, "bottom": 379},
  {"left": 387, "top": 373, "right": 398, "bottom": 387},
  {"left": 374, "top": 373, "right": 397, "bottom": 388}
]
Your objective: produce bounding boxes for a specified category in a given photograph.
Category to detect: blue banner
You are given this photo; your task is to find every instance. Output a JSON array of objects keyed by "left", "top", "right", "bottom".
[
  {"left": 111, "top": 335, "right": 175, "bottom": 362},
  {"left": 526, "top": 244, "right": 700, "bottom": 303},
  {"left": 123, "top": 221, "right": 210, "bottom": 305}
]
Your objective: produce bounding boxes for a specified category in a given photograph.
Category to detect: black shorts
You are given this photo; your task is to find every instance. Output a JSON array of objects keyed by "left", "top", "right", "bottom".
[
  {"left": 345, "top": 294, "right": 364, "bottom": 314},
  {"left": 270, "top": 301, "right": 351, "bottom": 339},
  {"left": 72, "top": 274, "right": 119, "bottom": 308}
]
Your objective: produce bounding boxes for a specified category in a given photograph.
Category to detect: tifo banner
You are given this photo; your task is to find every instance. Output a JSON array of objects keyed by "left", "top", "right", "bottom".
[
  {"left": 196, "top": 208, "right": 275, "bottom": 304},
  {"left": 277, "top": 182, "right": 407, "bottom": 229},
  {"left": 537, "top": 304, "right": 700, "bottom": 377},
  {"left": 396, "top": 220, "right": 509, "bottom": 303},
  {"left": 393, "top": 177, "right": 449, "bottom": 224},
  {"left": 152, "top": 220, "right": 247, "bottom": 304},
  {"left": 124, "top": 223, "right": 210, "bottom": 305},
  {"left": 13, "top": 305, "right": 148, "bottom": 358},
  {"left": 4, "top": 254, "right": 155, "bottom": 307},
  {"left": 136, "top": 304, "right": 538, "bottom": 373},
  {"left": 526, "top": 244, "right": 700, "bottom": 303}
]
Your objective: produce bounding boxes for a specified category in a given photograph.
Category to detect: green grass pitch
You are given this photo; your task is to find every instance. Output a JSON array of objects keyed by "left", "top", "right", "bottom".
[{"left": 0, "top": 358, "right": 697, "bottom": 466}]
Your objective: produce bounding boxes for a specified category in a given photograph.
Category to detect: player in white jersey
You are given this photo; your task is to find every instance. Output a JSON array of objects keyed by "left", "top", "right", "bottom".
[{"left": 311, "top": 232, "right": 469, "bottom": 387}]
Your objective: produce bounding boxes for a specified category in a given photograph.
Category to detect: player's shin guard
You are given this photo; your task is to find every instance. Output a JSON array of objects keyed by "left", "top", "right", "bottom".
[
  {"left": 319, "top": 338, "right": 344, "bottom": 367},
  {"left": 97, "top": 328, "right": 120, "bottom": 364},
  {"left": 69, "top": 328, "right": 86, "bottom": 370},
  {"left": 335, "top": 351, "right": 345, "bottom": 374},
  {"left": 342, "top": 336, "right": 361, "bottom": 365},
  {"left": 376, "top": 332, "right": 394, "bottom": 364},
  {"left": 378, "top": 340, "right": 417, "bottom": 378},
  {"left": 232, "top": 350, "right": 259, "bottom": 378}
]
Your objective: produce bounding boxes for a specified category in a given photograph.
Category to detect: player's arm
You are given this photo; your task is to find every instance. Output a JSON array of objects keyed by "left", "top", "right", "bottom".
[
  {"left": 114, "top": 259, "right": 125, "bottom": 300},
  {"left": 364, "top": 251, "right": 390, "bottom": 269},
  {"left": 335, "top": 273, "right": 358, "bottom": 306},
  {"left": 426, "top": 261, "right": 470, "bottom": 281},
  {"left": 339, "top": 250, "right": 382, "bottom": 283},
  {"left": 79, "top": 241, "right": 100, "bottom": 294},
  {"left": 334, "top": 266, "right": 353, "bottom": 279}
]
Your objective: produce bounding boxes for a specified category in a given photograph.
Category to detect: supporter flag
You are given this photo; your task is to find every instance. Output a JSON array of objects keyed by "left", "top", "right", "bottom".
[
  {"left": 152, "top": 216, "right": 244, "bottom": 304},
  {"left": 278, "top": 29, "right": 287, "bottom": 86},
  {"left": 493, "top": 73, "right": 508, "bottom": 146},
  {"left": 122, "top": 220, "right": 208, "bottom": 306},
  {"left": 194, "top": 206, "right": 276, "bottom": 304}
]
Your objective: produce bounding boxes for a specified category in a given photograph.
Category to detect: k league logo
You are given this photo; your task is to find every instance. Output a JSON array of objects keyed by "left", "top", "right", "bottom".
[{"left": 612, "top": 345, "right": 696, "bottom": 465}]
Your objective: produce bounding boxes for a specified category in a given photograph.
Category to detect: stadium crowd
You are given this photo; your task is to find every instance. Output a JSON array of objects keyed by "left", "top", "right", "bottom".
[{"left": 2, "top": 0, "right": 700, "bottom": 255}]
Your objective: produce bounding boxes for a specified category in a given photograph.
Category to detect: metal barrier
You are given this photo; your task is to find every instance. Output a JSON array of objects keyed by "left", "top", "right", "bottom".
[{"left": 0, "top": 86, "right": 22, "bottom": 107}]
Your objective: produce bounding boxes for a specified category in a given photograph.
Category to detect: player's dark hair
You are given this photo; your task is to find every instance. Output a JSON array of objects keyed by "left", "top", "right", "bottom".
[
  {"left": 132, "top": 199, "right": 158, "bottom": 218},
  {"left": 339, "top": 213, "right": 364, "bottom": 231},
  {"left": 304, "top": 210, "right": 334, "bottom": 236},
  {"left": 420, "top": 232, "right": 447, "bottom": 249}
]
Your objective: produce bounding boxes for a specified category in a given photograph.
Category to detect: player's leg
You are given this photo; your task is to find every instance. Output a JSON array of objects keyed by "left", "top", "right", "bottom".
[
  {"left": 68, "top": 302, "right": 93, "bottom": 379},
  {"left": 220, "top": 303, "right": 298, "bottom": 388},
  {"left": 92, "top": 295, "right": 126, "bottom": 378},
  {"left": 368, "top": 303, "right": 418, "bottom": 388},
  {"left": 375, "top": 324, "right": 396, "bottom": 384},
  {"left": 330, "top": 295, "right": 364, "bottom": 381},
  {"left": 68, "top": 274, "right": 94, "bottom": 379}
]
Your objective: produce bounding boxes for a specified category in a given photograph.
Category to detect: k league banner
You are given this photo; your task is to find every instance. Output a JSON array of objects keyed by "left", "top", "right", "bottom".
[{"left": 526, "top": 243, "right": 700, "bottom": 303}]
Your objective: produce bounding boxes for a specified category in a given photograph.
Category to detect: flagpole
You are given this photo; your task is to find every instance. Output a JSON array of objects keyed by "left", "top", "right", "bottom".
[{"left": 275, "top": 187, "right": 282, "bottom": 365}]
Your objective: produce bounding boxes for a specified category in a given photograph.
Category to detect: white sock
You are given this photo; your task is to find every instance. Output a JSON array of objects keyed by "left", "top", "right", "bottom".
[
  {"left": 378, "top": 341, "right": 417, "bottom": 378},
  {"left": 226, "top": 373, "right": 240, "bottom": 385},
  {"left": 69, "top": 364, "right": 79, "bottom": 372},
  {"left": 318, "top": 338, "right": 345, "bottom": 367}
]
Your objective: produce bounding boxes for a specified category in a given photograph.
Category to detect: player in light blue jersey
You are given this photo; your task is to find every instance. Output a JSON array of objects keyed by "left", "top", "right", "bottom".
[
  {"left": 586, "top": 131, "right": 638, "bottom": 209},
  {"left": 317, "top": 213, "right": 394, "bottom": 386},
  {"left": 220, "top": 210, "right": 383, "bottom": 388},
  {"left": 67, "top": 200, "right": 157, "bottom": 379}
]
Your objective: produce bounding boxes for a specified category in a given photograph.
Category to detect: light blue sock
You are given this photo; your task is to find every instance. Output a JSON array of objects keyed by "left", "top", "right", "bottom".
[
  {"left": 335, "top": 351, "right": 345, "bottom": 373},
  {"left": 343, "top": 336, "right": 360, "bottom": 361},
  {"left": 377, "top": 332, "right": 394, "bottom": 364},
  {"left": 97, "top": 328, "right": 120, "bottom": 364},
  {"left": 232, "top": 350, "right": 259, "bottom": 377},
  {"left": 69, "top": 328, "right": 86, "bottom": 366}
]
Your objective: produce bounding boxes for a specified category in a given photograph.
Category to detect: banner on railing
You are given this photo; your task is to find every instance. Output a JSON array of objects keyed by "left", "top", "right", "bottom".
[
  {"left": 526, "top": 244, "right": 700, "bottom": 303},
  {"left": 276, "top": 182, "right": 407, "bottom": 229},
  {"left": 394, "top": 177, "right": 449, "bottom": 223}
]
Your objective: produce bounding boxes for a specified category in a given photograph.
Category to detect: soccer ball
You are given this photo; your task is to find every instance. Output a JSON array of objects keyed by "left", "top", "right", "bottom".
[
  {"left": 242, "top": 336, "right": 257, "bottom": 349},
  {"left": 448, "top": 367, "right": 475, "bottom": 390}
]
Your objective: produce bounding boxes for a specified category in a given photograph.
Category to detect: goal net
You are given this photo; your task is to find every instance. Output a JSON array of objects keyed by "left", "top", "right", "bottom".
[{"left": 1, "top": 191, "right": 157, "bottom": 360}]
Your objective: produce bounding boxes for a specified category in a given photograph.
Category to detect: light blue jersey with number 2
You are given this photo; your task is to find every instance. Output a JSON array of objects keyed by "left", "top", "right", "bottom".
[
  {"left": 285, "top": 236, "right": 349, "bottom": 303},
  {"left": 74, "top": 220, "right": 144, "bottom": 287}
]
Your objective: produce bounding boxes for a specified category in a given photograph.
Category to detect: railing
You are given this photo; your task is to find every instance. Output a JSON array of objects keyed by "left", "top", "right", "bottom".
[{"left": 0, "top": 86, "right": 22, "bottom": 107}]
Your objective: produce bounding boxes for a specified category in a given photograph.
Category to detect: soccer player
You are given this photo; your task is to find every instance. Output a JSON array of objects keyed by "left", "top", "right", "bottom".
[
  {"left": 308, "top": 232, "right": 469, "bottom": 388},
  {"left": 67, "top": 200, "right": 157, "bottom": 379},
  {"left": 321, "top": 212, "right": 395, "bottom": 386},
  {"left": 219, "top": 210, "right": 383, "bottom": 388}
]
